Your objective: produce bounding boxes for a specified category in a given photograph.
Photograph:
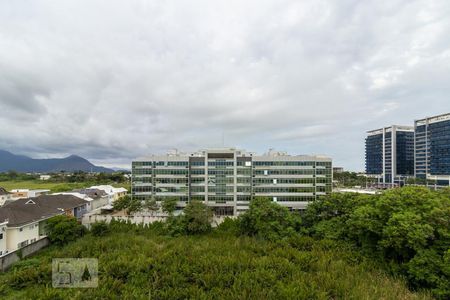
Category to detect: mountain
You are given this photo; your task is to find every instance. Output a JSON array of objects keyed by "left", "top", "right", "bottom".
[{"left": 0, "top": 150, "right": 114, "bottom": 173}]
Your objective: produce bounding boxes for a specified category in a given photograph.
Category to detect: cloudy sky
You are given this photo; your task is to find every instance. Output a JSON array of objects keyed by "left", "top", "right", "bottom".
[{"left": 0, "top": 0, "right": 449, "bottom": 170}]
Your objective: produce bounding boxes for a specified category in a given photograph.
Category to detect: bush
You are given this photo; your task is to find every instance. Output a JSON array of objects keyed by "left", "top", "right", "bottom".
[
  {"left": 90, "top": 221, "right": 109, "bottom": 236},
  {"left": 45, "top": 215, "right": 86, "bottom": 246},
  {"left": 215, "top": 217, "right": 240, "bottom": 236}
]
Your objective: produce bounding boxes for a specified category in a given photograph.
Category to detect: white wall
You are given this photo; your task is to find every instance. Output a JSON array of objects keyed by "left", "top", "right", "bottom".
[
  {"left": 91, "top": 196, "right": 109, "bottom": 210},
  {"left": 0, "top": 194, "right": 13, "bottom": 206},
  {"left": 0, "top": 223, "right": 7, "bottom": 256},
  {"left": 6, "top": 222, "right": 41, "bottom": 253}
]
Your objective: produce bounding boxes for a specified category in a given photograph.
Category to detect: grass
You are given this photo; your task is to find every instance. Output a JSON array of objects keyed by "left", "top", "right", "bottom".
[
  {"left": 0, "top": 180, "right": 130, "bottom": 193},
  {"left": 0, "top": 229, "right": 432, "bottom": 300}
]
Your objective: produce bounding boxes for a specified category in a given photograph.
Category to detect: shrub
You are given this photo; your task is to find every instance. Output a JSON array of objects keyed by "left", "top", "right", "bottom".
[
  {"left": 215, "top": 217, "right": 240, "bottom": 236},
  {"left": 90, "top": 221, "right": 109, "bottom": 236},
  {"left": 45, "top": 215, "right": 86, "bottom": 246}
]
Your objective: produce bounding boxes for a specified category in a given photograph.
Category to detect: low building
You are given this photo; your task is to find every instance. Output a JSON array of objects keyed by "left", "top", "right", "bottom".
[
  {"left": 39, "top": 175, "right": 51, "bottom": 181},
  {"left": 89, "top": 185, "right": 128, "bottom": 203},
  {"left": 10, "top": 189, "right": 50, "bottom": 199},
  {"left": 0, "top": 195, "right": 89, "bottom": 256},
  {"left": 58, "top": 189, "right": 110, "bottom": 211},
  {"left": 0, "top": 188, "right": 13, "bottom": 206},
  {"left": 10, "top": 189, "right": 28, "bottom": 199},
  {"left": 34, "top": 195, "right": 89, "bottom": 219},
  {"left": 335, "top": 188, "right": 380, "bottom": 195},
  {"left": 333, "top": 167, "right": 344, "bottom": 173}
]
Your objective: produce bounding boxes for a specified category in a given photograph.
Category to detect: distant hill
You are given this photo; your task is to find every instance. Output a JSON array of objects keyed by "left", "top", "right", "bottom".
[{"left": 0, "top": 150, "right": 114, "bottom": 173}]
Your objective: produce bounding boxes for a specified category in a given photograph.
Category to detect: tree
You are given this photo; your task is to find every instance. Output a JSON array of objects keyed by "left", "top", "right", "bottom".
[
  {"left": 239, "top": 197, "right": 302, "bottom": 241},
  {"left": 182, "top": 201, "right": 213, "bottom": 234},
  {"left": 161, "top": 197, "right": 178, "bottom": 215},
  {"left": 304, "top": 187, "right": 450, "bottom": 298},
  {"left": 45, "top": 215, "right": 86, "bottom": 246},
  {"left": 113, "top": 195, "right": 132, "bottom": 211},
  {"left": 143, "top": 198, "right": 159, "bottom": 216},
  {"left": 127, "top": 198, "right": 143, "bottom": 215}
]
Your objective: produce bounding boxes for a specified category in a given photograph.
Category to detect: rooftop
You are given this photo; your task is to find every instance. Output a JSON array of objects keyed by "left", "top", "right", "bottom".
[
  {"left": 0, "top": 194, "right": 88, "bottom": 227},
  {"left": 0, "top": 187, "right": 10, "bottom": 195},
  {"left": 136, "top": 148, "right": 332, "bottom": 161}
]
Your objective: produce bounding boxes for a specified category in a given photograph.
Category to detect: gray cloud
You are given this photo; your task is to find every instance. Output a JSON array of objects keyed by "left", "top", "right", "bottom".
[{"left": 0, "top": 0, "right": 449, "bottom": 170}]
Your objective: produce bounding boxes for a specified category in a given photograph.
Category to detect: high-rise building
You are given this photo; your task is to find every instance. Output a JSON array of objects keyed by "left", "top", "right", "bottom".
[
  {"left": 365, "top": 125, "right": 414, "bottom": 184},
  {"left": 415, "top": 113, "right": 450, "bottom": 183},
  {"left": 132, "top": 148, "right": 332, "bottom": 216}
]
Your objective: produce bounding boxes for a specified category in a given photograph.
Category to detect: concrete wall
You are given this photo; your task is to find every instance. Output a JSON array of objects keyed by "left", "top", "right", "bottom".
[
  {"left": 82, "top": 213, "right": 229, "bottom": 228},
  {"left": 91, "top": 197, "right": 109, "bottom": 210},
  {"left": 0, "top": 237, "right": 50, "bottom": 272}
]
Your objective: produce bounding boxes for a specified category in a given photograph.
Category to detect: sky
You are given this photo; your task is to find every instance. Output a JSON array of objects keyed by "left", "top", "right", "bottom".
[{"left": 0, "top": 0, "right": 449, "bottom": 171}]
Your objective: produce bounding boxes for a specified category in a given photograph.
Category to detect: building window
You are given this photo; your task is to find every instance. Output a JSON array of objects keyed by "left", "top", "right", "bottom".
[
  {"left": 18, "top": 240, "right": 29, "bottom": 248},
  {"left": 19, "top": 228, "right": 23, "bottom": 232},
  {"left": 0, "top": 233, "right": 3, "bottom": 239}
]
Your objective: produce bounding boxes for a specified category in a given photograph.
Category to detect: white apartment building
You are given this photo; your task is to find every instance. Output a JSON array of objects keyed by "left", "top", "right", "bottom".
[{"left": 0, "top": 195, "right": 89, "bottom": 256}]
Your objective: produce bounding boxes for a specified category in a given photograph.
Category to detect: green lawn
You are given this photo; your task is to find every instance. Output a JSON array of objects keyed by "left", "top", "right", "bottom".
[
  {"left": 0, "top": 180, "right": 130, "bottom": 193},
  {"left": 0, "top": 228, "right": 431, "bottom": 300}
]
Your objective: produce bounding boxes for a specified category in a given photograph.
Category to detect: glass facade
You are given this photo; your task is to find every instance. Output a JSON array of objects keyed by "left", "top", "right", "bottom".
[
  {"left": 132, "top": 149, "right": 332, "bottom": 215},
  {"left": 415, "top": 114, "right": 450, "bottom": 179},
  {"left": 365, "top": 126, "right": 414, "bottom": 183},
  {"left": 396, "top": 131, "right": 415, "bottom": 176},
  {"left": 365, "top": 133, "right": 383, "bottom": 175}
]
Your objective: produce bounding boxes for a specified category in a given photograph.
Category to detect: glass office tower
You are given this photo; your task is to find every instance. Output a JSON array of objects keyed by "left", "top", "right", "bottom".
[
  {"left": 365, "top": 125, "right": 414, "bottom": 184},
  {"left": 415, "top": 113, "right": 450, "bottom": 184},
  {"left": 132, "top": 148, "right": 332, "bottom": 216}
]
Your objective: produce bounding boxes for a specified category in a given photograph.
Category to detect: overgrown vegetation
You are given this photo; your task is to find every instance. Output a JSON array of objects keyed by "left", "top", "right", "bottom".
[
  {"left": 112, "top": 195, "right": 142, "bottom": 214},
  {"left": 238, "top": 197, "right": 302, "bottom": 241},
  {"left": 0, "top": 187, "right": 447, "bottom": 299},
  {"left": 0, "top": 220, "right": 431, "bottom": 299},
  {"left": 90, "top": 221, "right": 109, "bottom": 237},
  {"left": 302, "top": 187, "right": 450, "bottom": 299},
  {"left": 45, "top": 215, "right": 86, "bottom": 246}
]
